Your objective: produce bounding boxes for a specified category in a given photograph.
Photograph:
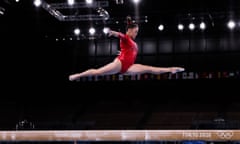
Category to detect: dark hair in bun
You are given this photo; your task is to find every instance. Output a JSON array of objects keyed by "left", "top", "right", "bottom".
[{"left": 126, "top": 16, "right": 138, "bottom": 30}]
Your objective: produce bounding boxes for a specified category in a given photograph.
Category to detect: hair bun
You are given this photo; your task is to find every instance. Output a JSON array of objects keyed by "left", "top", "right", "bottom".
[{"left": 126, "top": 16, "right": 132, "bottom": 25}]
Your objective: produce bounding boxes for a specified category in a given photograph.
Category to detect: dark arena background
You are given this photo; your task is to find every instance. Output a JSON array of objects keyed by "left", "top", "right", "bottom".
[{"left": 1, "top": 0, "right": 240, "bottom": 143}]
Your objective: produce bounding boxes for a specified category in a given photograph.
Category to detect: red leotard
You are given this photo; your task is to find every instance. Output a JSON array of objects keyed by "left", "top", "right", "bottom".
[{"left": 117, "top": 32, "right": 138, "bottom": 73}]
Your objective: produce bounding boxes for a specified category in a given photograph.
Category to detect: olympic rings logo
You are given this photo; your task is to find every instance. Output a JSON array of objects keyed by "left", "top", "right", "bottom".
[{"left": 216, "top": 131, "right": 234, "bottom": 139}]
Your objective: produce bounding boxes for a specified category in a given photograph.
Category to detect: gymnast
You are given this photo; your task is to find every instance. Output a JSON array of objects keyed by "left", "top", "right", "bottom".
[{"left": 69, "top": 16, "right": 185, "bottom": 81}]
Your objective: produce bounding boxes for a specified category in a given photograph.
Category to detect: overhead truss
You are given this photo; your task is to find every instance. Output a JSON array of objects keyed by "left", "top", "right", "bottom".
[{"left": 40, "top": 0, "right": 110, "bottom": 21}]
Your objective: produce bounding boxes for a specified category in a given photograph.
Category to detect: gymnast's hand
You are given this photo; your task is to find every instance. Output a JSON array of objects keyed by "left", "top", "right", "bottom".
[
  {"left": 108, "top": 30, "right": 113, "bottom": 37},
  {"left": 108, "top": 30, "right": 119, "bottom": 37}
]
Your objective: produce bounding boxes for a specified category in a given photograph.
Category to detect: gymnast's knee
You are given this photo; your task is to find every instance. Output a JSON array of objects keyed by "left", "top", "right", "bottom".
[{"left": 87, "top": 69, "right": 102, "bottom": 75}]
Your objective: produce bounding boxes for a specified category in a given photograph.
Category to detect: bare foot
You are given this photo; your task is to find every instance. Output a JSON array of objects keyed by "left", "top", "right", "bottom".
[
  {"left": 69, "top": 74, "right": 80, "bottom": 81},
  {"left": 170, "top": 67, "right": 185, "bottom": 74}
]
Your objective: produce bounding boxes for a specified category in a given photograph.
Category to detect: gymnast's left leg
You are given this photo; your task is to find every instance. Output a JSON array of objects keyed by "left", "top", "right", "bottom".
[{"left": 124, "top": 64, "right": 185, "bottom": 75}]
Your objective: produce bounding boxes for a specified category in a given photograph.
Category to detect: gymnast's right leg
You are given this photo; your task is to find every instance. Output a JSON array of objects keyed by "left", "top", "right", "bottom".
[{"left": 69, "top": 58, "right": 122, "bottom": 81}]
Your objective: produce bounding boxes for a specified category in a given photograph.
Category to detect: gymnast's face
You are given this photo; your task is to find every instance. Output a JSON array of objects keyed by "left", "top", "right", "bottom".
[{"left": 127, "top": 26, "right": 139, "bottom": 40}]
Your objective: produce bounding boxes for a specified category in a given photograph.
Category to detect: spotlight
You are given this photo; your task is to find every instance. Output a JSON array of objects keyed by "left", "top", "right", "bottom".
[
  {"left": 158, "top": 24, "right": 164, "bottom": 31},
  {"left": 86, "top": 0, "right": 93, "bottom": 4},
  {"left": 33, "top": 0, "right": 42, "bottom": 7},
  {"left": 227, "top": 20, "right": 236, "bottom": 30},
  {"left": 132, "top": 0, "right": 140, "bottom": 4},
  {"left": 74, "top": 28, "right": 80, "bottom": 36},
  {"left": 144, "top": 16, "right": 148, "bottom": 23},
  {"left": 189, "top": 23, "right": 195, "bottom": 31},
  {"left": 199, "top": 22, "right": 206, "bottom": 30},
  {"left": 68, "top": 0, "right": 74, "bottom": 6},
  {"left": 115, "top": 0, "right": 124, "bottom": 4},
  {"left": 103, "top": 27, "right": 110, "bottom": 34},
  {"left": 178, "top": 24, "right": 184, "bottom": 31},
  {"left": 89, "top": 27, "right": 96, "bottom": 35},
  {"left": 0, "top": 6, "right": 5, "bottom": 15}
]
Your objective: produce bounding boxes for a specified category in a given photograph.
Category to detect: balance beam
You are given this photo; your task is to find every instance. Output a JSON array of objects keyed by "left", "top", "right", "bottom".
[{"left": 0, "top": 130, "right": 238, "bottom": 141}]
